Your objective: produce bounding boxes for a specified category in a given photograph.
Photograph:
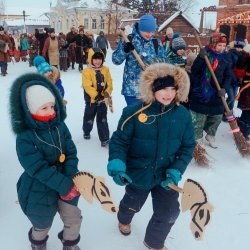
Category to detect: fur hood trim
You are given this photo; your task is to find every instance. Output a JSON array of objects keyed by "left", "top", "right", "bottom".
[
  {"left": 9, "top": 73, "right": 66, "bottom": 136},
  {"left": 138, "top": 63, "right": 190, "bottom": 104},
  {"left": 50, "top": 66, "right": 60, "bottom": 84}
]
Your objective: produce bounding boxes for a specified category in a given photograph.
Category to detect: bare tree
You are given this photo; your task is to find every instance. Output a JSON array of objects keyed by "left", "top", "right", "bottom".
[{"left": 177, "top": 0, "right": 198, "bottom": 13}]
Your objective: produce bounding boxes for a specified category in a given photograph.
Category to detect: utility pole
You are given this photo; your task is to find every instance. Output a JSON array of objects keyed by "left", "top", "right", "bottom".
[
  {"left": 199, "top": 5, "right": 217, "bottom": 33},
  {"left": 23, "top": 10, "right": 26, "bottom": 33}
]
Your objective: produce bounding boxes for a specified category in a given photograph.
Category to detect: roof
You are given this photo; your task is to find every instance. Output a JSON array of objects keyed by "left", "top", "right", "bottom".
[
  {"left": 5, "top": 13, "right": 49, "bottom": 26},
  {"left": 158, "top": 11, "right": 199, "bottom": 33}
]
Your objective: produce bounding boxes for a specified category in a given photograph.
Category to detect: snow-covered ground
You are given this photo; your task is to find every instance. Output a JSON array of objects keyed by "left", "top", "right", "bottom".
[{"left": 0, "top": 50, "right": 249, "bottom": 250}]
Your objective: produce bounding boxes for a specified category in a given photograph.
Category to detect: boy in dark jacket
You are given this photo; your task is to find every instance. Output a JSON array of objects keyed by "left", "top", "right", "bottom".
[
  {"left": 107, "top": 62, "right": 195, "bottom": 250},
  {"left": 9, "top": 73, "right": 82, "bottom": 250}
]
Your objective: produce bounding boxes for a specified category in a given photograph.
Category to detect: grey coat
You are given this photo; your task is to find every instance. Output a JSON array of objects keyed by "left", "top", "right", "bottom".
[{"left": 96, "top": 35, "right": 108, "bottom": 49}]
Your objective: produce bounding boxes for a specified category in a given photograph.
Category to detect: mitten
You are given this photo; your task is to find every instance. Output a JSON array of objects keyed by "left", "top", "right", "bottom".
[
  {"left": 60, "top": 184, "right": 79, "bottom": 200},
  {"left": 199, "top": 48, "right": 207, "bottom": 59},
  {"left": 217, "top": 88, "right": 226, "bottom": 97},
  {"left": 113, "top": 171, "right": 132, "bottom": 186},
  {"left": 124, "top": 42, "right": 134, "bottom": 53},
  {"left": 161, "top": 169, "right": 182, "bottom": 191}
]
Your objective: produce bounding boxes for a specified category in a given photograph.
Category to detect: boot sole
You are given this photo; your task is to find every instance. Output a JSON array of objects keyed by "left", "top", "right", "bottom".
[{"left": 119, "top": 229, "right": 131, "bottom": 236}]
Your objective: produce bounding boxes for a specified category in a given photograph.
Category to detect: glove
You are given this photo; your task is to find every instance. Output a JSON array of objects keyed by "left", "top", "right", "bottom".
[
  {"left": 60, "top": 185, "right": 79, "bottom": 200},
  {"left": 217, "top": 88, "right": 226, "bottom": 97},
  {"left": 124, "top": 42, "right": 134, "bottom": 53},
  {"left": 95, "top": 93, "right": 103, "bottom": 102},
  {"left": 161, "top": 169, "right": 182, "bottom": 191},
  {"left": 113, "top": 171, "right": 132, "bottom": 186},
  {"left": 199, "top": 48, "right": 207, "bottom": 59}
]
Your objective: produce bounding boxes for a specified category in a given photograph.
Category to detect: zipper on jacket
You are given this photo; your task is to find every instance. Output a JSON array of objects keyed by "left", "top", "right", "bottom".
[{"left": 161, "top": 105, "right": 165, "bottom": 117}]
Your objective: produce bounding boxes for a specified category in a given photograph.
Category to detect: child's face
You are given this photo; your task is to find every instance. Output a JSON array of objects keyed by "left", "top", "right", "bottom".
[
  {"left": 154, "top": 87, "right": 177, "bottom": 106},
  {"left": 235, "top": 47, "right": 243, "bottom": 52},
  {"left": 36, "top": 102, "right": 55, "bottom": 116},
  {"left": 139, "top": 31, "right": 155, "bottom": 40},
  {"left": 44, "top": 71, "right": 52, "bottom": 77},
  {"left": 177, "top": 49, "right": 185, "bottom": 56},
  {"left": 92, "top": 58, "right": 102, "bottom": 67},
  {"left": 215, "top": 43, "right": 226, "bottom": 52}
]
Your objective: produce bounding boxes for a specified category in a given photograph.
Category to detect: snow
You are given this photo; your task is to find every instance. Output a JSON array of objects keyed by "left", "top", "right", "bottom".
[{"left": 0, "top": 49, "right": 250, "bottom": 250}]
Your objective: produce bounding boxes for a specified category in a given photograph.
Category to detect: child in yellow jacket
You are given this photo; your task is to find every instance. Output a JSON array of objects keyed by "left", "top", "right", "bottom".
[{"left": 82, "top": 48, "right": 113, "bottom": 147}]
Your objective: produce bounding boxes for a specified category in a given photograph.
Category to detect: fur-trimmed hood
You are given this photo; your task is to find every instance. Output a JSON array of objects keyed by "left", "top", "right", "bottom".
[
  {"left": 49, "top": 66, "right": 60, "bottom": 84},
  {"left": 138, "top": 62, "right": 190, "bottom": 104},
  {"left": 9, "top": 73, "right": 66, "bottom": 136}
]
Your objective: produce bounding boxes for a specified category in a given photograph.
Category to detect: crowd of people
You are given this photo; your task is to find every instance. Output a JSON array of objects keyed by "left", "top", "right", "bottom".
[{"left": 1, "top": 12, "right": 250, "bottom": 250}]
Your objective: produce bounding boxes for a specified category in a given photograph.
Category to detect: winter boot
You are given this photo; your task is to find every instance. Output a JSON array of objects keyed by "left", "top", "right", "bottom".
[
  {"left": 58, "top": 231, "right": 81, "bottom": 250},
  {"left": 205, "top": 134, "right": 217, "bottom": 148},
  {"left": 1, "top": 66, "right": 7, "bottom": 76},
  {"left": 118, "top": 222, "right": 131, "bottom": 236},
  {"left": 78, "top": 63, "right": 83, "bottom": 72},
  {"left": 83, "top": 133, "right": 91, "bottom": 140},
  {"left": 67, "top": 62, "right": 70, "bottom": 69},
  {"left": 196, "top": 138, "right": 205, "bottom": 147},
  {"left": 28, "top": 228, "right": 48, "bottom": 250},
  {"left": 143, "top": 241, "right": 168, "bottom": 250},
  {"left": 101, "top": 140, "right": 109, "bottom": 147},
  {"left": 72, "top": 62, "right": 75, "bottom": 70}
]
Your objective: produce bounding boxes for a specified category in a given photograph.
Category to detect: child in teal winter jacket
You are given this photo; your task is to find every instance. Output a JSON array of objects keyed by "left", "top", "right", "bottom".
[
  {"left": 107, "top": 61, "right": 196, "bottom": 250},
  {"left": 9, "top": 73, "right": 82, "bottom": 250}
]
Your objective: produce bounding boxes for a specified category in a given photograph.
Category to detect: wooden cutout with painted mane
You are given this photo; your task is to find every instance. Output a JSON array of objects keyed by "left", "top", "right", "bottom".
[
  {"left": 181, "top": 179, "right": 215, "bottom": 240},
  {"left": 73, "top": 171, "right": 118, "bottom": 214}
]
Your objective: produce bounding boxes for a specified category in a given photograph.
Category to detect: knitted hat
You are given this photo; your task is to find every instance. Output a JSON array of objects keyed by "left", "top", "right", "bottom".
[
  {"left": 138, "top": 14, "right": 156, "bottom": 32},
  {"left": 152, "top": 76, "right": 176, "bottom": 92},
  {"left": 99, "top": 31, "right": 104, "bottom": 35},
  {"left": 166, "top": 27, "right": 173, "bottom": 35},
  {"left": 33, "top": 56, "right": 53, "bottom": 75},
  {"left": 48, "top": 28, "right": 55, "bottom": 33},
  {"left": 25, "top": 85, "right": 55, "bottom": 114},
  {"left": 172, "top": 37, "right": 186, "bottom": 54},
  {"left": 172, "top": 33, "right": 180, "bottom": 40},
  {"left": 234, "top": 38, "right": 245, "bottom": 49}
]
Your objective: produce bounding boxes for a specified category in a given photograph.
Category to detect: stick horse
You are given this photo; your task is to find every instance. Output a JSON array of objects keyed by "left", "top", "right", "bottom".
[{"left": 73, "top": 171, "right": 118, "bottom": 214}]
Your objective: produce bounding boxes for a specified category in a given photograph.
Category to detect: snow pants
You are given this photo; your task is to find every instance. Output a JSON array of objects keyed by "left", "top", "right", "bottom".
[
  {"left": 118, "top": 185, "right": 180, "bottom": 249},
  {"left": 29, "top": 199, "right": 82, "bottom": 243},
  {"left": 82, "top": 102, "right": 109, "bottom": 142},
  {"left": 190, "top": 110, "right": 223, "bottom": 140}
]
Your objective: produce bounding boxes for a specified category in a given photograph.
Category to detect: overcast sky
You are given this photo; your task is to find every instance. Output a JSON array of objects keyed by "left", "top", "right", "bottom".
[{"left": 4, "top": 0, "right": 219, "bottom": 28}]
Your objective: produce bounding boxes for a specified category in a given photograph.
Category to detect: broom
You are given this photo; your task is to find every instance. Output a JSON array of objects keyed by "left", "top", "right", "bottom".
[{"left": 193, "top": 29, "right": 250, "bottom": 157}]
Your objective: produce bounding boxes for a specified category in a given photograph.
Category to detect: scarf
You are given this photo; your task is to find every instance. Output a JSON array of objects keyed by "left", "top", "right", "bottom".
[
  {"left": 193, "top": 46, "right": 226, "bottom": 102},
  {"left": 31, "top": 112, "right": 56, "bottom": 122}
]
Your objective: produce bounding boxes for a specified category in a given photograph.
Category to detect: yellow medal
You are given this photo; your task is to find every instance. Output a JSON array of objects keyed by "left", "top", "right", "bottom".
[
  {"left": 138, "top": 113, "right": 148, "bottom": 123},
  {"left": 59, "top": 154, "right": 66, "bottom": 163}
]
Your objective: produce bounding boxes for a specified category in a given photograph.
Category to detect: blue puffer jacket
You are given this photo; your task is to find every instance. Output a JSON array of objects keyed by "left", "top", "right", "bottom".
[
  {"left": 112, "top": 23, "right": 165, "bottom": 97},
  {"left": 109, "top": 101, "right": 196, "bottom": 190}
]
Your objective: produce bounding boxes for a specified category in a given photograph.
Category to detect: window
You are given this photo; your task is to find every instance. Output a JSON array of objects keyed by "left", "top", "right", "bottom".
[
  {"left": 92, "top": 19, "right": 97, "bottom": 29},
  {"left": 100, "top": 19, "right": 105, "bottom": 30},
  {"left": 84, "top": 18, "right": 89, "bottom": 29}
]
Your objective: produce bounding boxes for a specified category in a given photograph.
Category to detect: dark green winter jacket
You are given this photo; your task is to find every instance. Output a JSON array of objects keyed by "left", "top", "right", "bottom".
[
  {"left": 109, "top": 101, "right": 196, "bottom": 190},
  {"left": 9, "top": 73, "right": 79, "bottom": 229}
]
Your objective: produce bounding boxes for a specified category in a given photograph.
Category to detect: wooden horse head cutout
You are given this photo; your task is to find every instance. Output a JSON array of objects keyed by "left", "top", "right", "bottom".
[
  {"left": 73, "top": 171, "right": 118, "bottom": 214},
  {"left": 181, "top": 179, "right": 215, "bottom": 241}
]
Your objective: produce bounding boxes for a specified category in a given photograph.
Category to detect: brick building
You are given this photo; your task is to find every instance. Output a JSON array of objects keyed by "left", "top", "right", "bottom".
[{"left": 217, "top": 0, "right": 250, "bottom": 41}]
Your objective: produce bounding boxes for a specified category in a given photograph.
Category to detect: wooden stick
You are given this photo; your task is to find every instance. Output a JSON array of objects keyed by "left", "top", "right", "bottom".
[
  {"left": 119, "top": 29, "right": 146, "bottom": 69},
  {"left": 192, "top": 29, "right": 231, "bottom": 114},
  {"left": 168, "top": 183, "right": 193, "bottom": 198}
]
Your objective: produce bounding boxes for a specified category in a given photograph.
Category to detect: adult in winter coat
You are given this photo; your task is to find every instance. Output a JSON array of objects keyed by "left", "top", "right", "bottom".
[
  {"left": 29, "top": 35, "right": 39, "bottom": 67},
  {"left": 112, "top": 14, "right": 165, "bottom": 106},
  {"left": 69, "top": 27, "right": 91, "bottom": 72},
  {"left": 42, "top": 28, "right": 60, "bottom": 68},
  {"left": 190, "top": 32, "right": 232, "bottom": 148},
  {"left": 96, "top": 31, "right": 109, "bottom": 57},
  {"left": 66, "top": 26, "right": 77, "bottom": 69},
  {"left": 35, "top": 27, "right": 49, "bottom": 61},
  {"left": 20, "top": 34, "right": 29, "bottom": 62},
  {"left": 13, "top": 33, "right": 21, "bottom": 62},
  {"left": 107, "top": 62, "right": 195, "bottom": 250},
  {"left": 0, "top": 26, "right": 12, "bottom": 76},
  {"left": 9, "top": 73, "right": 82, "bottom": 250},
  {"left": 222, "top": 38, "right": 245, "bottom": 121},
  {"left": 162, "top": 27, "right": 173, "bottom": 51}
]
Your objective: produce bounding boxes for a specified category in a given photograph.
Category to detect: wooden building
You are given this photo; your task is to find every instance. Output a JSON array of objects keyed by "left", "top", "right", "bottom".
[{"left": 216, "top": 0, "right": 250, "bottom": 41}]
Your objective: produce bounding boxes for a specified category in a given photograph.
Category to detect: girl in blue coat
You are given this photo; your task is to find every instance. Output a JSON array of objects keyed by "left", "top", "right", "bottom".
[
  {"left": 107, "top": 62, "right": 196, "bottom": 250},
  {"left": 9, "top": 73, "right": 82, "bottom": 250},
  {"left": 112, "top": 14, "right": 165, "bottom": 106}
]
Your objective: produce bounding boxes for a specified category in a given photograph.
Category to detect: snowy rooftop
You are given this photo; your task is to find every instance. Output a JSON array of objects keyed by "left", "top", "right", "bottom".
[
  {"left": 5, "top": 14, "right": 49, "bottom": 26},
  {"left": 158, "top": 11, "right": 199, "bottom": 33}
]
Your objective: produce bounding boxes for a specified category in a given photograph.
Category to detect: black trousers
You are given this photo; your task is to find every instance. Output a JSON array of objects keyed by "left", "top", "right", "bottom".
[{"left": 82, "top": 102, "right": 109, "bottom": 142}]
